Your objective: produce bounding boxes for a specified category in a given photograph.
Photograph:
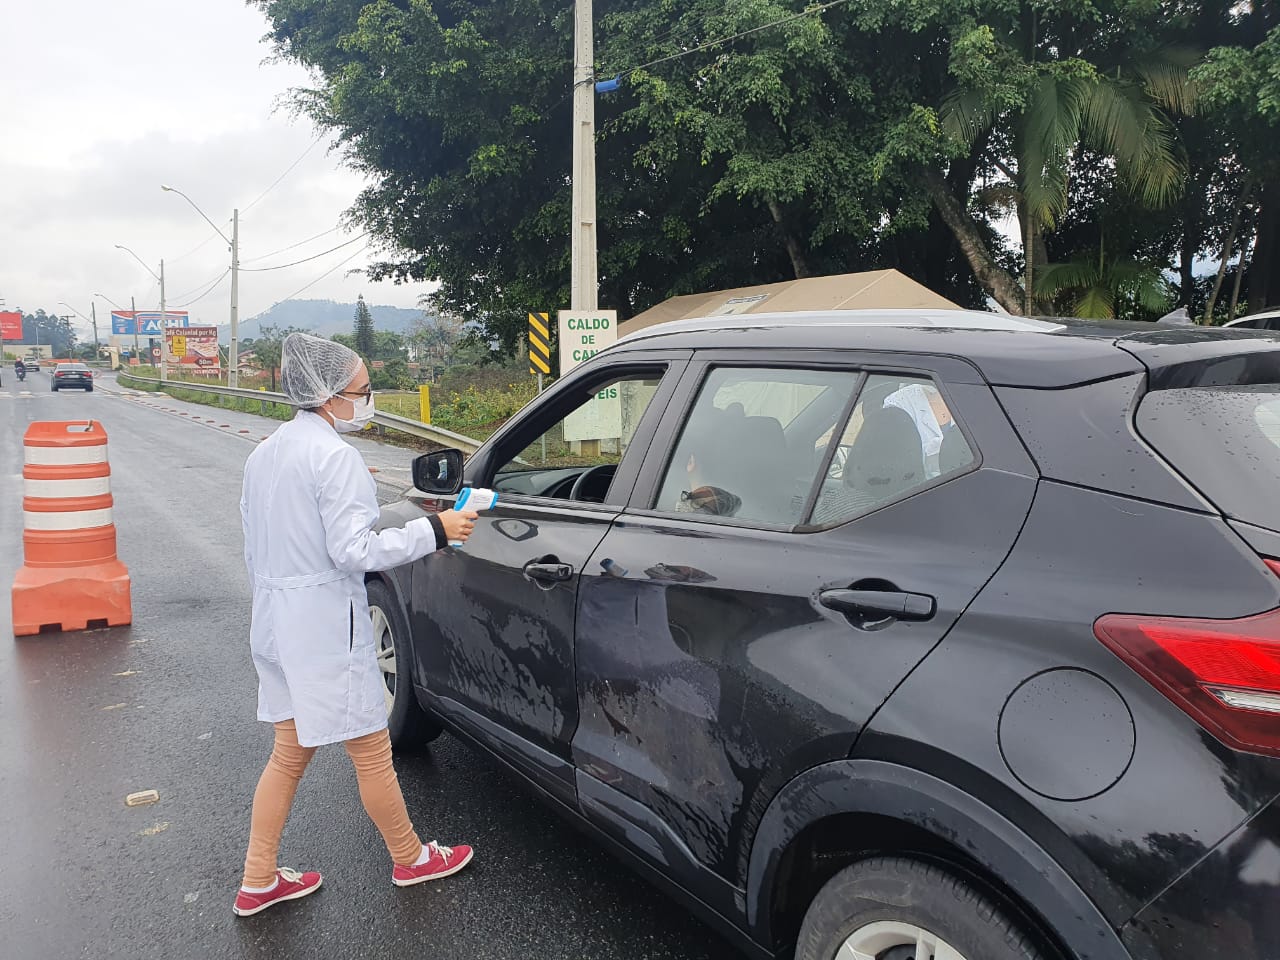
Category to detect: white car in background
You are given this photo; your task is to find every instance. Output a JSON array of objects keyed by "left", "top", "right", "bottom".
[{"left": 1225, "top": 309, "right": 1280, "bottom": 331}]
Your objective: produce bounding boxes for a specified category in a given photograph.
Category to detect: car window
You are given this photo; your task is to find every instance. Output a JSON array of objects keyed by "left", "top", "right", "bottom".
[
  {"left": 1138, "top": 384, "right": 1280, "bottom": 532},
  {"left": 655, "top": 367, "right": 862, "bottom": 525},
  {"left": 492, "top": 374, "right": 664, "bottom": 502},
  {"left": 810, "top": 375, "right": 975, "bottom": 526}
]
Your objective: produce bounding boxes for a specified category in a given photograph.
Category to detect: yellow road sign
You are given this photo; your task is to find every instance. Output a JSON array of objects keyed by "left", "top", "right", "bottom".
[{"left": 528, "top": 312, "right": 551, "bottom": 376}]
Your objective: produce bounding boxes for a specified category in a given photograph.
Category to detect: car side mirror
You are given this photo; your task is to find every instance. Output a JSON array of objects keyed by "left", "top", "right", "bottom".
[{"left": 413, "top": 449, "right": 465, "bottom": 496}]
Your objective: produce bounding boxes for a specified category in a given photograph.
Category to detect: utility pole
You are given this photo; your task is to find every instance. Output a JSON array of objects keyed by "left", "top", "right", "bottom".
[
  {"left": 160, "top": 186, "right": 239, "bottom": 386},
  {"left": 90, "top": 301, "right": 99, "bottom": 359},
  {"left": 230, "top": 208, "right": 240, "bottom": 388},
  {"left": 570, "top": 0, "right": 598, "bottom": 311},
  {"left": 158, "top": 258, "right": 167, "bottom": 382},
  {"left": 131, "top": 295, "right": 139, "bottom": 361}
]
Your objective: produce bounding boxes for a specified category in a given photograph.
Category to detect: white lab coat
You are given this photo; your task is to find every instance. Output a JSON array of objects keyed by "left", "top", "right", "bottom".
[{"left": 241, "top": 410, "right": 440, "bottom": 747}]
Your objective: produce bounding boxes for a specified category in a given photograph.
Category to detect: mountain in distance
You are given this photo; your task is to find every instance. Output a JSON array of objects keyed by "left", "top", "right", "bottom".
[{"left": 210, "top": 299, "right": 428, "bottom": 341}]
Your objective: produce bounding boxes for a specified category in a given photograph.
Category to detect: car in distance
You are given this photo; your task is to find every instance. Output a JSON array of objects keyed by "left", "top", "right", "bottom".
[
  {"left": 50, "top": 362, "right": 94, "bottom": 392},
  {"left": 1224, "top": 309, "right": 1280, "bottom": 332},
  {"left": 367, "top": 310, "right": 1280, "bottom": 960}
]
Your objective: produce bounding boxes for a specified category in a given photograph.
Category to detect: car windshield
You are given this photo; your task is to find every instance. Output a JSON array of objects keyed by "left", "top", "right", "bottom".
[{"left": 1137, "top": 385, "right": 1280, "bottom": 532}]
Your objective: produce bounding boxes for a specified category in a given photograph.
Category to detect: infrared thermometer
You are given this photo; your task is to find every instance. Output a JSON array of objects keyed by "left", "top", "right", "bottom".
[{"left": 449, "top": 487, "right": 499, "bottom": 547}]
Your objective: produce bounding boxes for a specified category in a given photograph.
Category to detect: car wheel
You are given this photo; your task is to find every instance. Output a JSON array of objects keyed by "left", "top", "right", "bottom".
[
  {"left": 795, "top": 857, "right": 1045, "bottom": 960},
  {"left": 365, "top": 578, "right": 442, "bottom": 750},
  {"left": 86, "top": 386, "right": 94, "bottom": 392},
  {"left": 50, "top": 384, "right": 57, "bottom": 392}
]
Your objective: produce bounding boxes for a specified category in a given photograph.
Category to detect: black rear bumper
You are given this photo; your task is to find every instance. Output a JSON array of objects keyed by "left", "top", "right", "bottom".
[{"left": 1123, "top": 796, "right": 1280, "bottom": 959}]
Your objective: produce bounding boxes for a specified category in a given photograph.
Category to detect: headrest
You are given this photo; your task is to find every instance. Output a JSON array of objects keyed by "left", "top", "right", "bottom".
[{"left": 845, "top": 404, "right": 925, "bottom": 499}]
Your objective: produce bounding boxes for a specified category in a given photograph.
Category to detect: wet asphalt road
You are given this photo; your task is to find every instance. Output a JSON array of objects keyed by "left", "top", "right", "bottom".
[{"left": 0, "top": 373, "right": 740, "bottom": 960}]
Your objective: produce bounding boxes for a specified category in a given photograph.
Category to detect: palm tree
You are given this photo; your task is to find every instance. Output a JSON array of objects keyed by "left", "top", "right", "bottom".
[
  {"left": 939, "top": 44, "right": 1195, "bottom": 313},
  {"left": 1037, "top": 246, "right": 1173, "bottom": 320}
]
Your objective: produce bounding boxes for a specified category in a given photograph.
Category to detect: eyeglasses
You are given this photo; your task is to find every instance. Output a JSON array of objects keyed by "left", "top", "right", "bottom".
[{"left": 337, "top": 387, "right": 373, "bottom": 401}]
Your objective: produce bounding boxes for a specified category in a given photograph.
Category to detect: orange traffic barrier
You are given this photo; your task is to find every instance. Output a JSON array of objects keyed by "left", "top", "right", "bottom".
[{"left": 11, "top": 420, "right": 132, "bottom": 636}]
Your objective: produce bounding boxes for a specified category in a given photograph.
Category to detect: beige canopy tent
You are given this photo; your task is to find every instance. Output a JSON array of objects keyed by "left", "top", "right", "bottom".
[{"left": 619, "top": 268, "right": 961, "bottom": 337}]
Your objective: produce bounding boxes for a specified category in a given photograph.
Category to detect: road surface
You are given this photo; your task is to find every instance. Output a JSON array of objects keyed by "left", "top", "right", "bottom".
[{"left": 0, "top": 373, "right": 739, "bottom": 960}]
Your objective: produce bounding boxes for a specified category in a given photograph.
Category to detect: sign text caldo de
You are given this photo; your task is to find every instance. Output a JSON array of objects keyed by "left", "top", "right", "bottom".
[{"left": 558, "top": 310, "right": 619, "bottom": 441}]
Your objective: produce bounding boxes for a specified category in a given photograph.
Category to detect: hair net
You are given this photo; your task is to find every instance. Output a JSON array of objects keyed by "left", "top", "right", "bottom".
[{"left": 280, "top": 333, "right": 364, "bottom": 407}]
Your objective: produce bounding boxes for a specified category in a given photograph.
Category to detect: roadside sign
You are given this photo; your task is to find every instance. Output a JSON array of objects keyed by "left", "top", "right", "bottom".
[
  {"left": 558, "top": 310, "right": 619, "bottom": 440},
  {"left": 0, "top": 311, "right": 21, "bottom": 340},
  {"left": 164, "top": 326, "right": 219, "bottom": 375},
  {"left": 528, "top": 312, "right": 552, "bottom": 376},
  {"left": 110, "top": 311, "right": 189, "bottom": 336}
]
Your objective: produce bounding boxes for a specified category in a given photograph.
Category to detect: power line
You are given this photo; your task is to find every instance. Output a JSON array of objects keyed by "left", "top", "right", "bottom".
[
  {"left": 240, "top": 223, "right": 346, "bottom": 264},
  {"left": 168, "top": 223, "right": 234, "bottom": 265},
  {"left": 170, "top": 268, "right": 229, "bottom": 302},
  {"left": 239, "top": 233, "right": 368, "bottom": 273},
  {"left": 242, "top": 135, "right": 325, "bottom": 214},
  {"left": 245, "top": 243, "right": 372, "bottom": 328},
  {"left": 171, "top": 270, "right": 231, "bottom": 309}
]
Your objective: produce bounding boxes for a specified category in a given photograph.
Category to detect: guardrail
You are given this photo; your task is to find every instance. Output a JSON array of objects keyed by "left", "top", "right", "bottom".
[{"left": 115, "top": 372, "right": 483, "bottom": 454}]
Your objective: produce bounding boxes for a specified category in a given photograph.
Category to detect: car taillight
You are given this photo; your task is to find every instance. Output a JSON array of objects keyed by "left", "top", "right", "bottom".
[{"left": 1096, "top": 563, "right": 1280, "bottom": 758}]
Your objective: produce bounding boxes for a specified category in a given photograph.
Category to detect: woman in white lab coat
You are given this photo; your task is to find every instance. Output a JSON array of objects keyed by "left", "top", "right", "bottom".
[{"left": 233, "top": 333, "right": 479, "bottom": 918}]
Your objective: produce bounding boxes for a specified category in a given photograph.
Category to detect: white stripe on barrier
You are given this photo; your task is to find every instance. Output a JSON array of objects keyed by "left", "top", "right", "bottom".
[
  {"left": 24, "top": 476, "right": 112, "bottom": 498},
  {"left": 24, "top": 445, "right": 108, "bottom": 466},
  {"left": 23, "top": 508, "right": 115, "bottom": 531}
]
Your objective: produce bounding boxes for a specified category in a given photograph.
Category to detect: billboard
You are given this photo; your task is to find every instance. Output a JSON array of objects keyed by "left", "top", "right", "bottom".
[
  {"left": 0, "top": 311, "right": 22, "bottom": 341},
  {"left": 165, "top": 325, "right": 220, "bottom": 375},
  {"left": 110, "top": 310, "right": 189, "bottom": 336}
]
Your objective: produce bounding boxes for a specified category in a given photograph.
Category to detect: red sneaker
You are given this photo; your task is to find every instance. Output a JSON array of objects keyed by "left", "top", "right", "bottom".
[
  {"left": 232, "top": 867, "right": 323, "bottom": 917},
  {"left": 392, "top": 840, "right": 474, "bottom": 887}
]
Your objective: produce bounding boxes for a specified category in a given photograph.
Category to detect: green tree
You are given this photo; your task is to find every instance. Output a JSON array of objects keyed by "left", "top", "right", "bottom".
[
  {"left": 1038, "top": 248, "right": 1174, "bottom": 320},
  {"left": 251, "top": 324, "right": 312, "bottom": 392},
  {"left": 333, "top": 329, "right": 406, "bottom": 362},
  {"left": 408, "top": 311, "right": 463, "bottom": 369},
  {"left": 353, "top": 294, "right": 376, "bottom": 357},
  {"left": 871, "top": 2, "right": 1194, "bottom": 313},
  {"left": 1193, "top": 16, "right": 1280, "bottom": 313},
  {"left": 251, "top": 0, "right": 1270, "bottom": 327}
]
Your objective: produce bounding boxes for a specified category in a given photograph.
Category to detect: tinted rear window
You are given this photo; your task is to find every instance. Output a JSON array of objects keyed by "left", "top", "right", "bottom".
[{"left": 1138, "top": 385, "right": 1280, "bottom": 531}]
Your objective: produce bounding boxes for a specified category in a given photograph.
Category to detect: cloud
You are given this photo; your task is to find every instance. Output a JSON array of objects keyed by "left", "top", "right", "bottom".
[{"left": 0, "top": 0, "right": 434, "bottom": 337}]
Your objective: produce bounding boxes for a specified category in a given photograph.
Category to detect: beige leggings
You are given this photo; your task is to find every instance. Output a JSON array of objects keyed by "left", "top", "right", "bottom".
[{"left": 242, "top": 719, "right": 422, "bottom": 887}]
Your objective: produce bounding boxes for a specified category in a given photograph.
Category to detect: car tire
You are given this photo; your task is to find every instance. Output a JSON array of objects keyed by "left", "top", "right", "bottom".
[
  {"left": 50, "top": 384, "right": 57, "bottom": 392},
  {"left": 795, "top": 857, "right": 1046, "bottom": 960},
  {"left": 86, "top": 386, "right": 94, "bottom": 392},
  {"left": 365, "top": 578, "right": 442, "bottom": 751}
]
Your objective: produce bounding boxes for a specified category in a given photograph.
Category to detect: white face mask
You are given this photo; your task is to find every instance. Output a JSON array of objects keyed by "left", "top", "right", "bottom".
[{"left": 331, "top": 393, "right": 375, "bottom": 433}]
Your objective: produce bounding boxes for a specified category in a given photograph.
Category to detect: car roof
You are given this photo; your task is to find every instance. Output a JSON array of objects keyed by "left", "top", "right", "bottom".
[{"left": 612, "top": 309, "right": 1280, "bottom": 388}]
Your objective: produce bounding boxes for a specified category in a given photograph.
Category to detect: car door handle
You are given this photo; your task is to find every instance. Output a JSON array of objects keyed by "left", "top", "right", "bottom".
[
  {"left": 525, "top": 561, "right": 574, "bottom": 583},
  {"left": 819, "top": 588, "right": 936, "bottom": 622}
]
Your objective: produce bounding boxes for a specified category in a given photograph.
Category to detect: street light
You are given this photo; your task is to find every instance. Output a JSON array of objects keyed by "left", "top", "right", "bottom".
[
  {"left": 58, "top": 300, "right": 100, "bottom": 360},
  {"left": 114, "top": 243, "right": 168, "bottom": 381},
  {"left": 162, "top": 185, "right": 240, "bottom": 387}
]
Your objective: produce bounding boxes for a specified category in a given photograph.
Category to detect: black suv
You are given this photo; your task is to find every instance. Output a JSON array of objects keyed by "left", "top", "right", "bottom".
[{"left": 371, "top": 310, "right": 1280, "bottom": 960}]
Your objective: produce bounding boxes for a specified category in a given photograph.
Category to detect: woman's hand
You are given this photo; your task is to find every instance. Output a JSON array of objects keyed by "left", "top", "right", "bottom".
[{"left": 439, "top": 508, "right": 480, "bottom": 543}]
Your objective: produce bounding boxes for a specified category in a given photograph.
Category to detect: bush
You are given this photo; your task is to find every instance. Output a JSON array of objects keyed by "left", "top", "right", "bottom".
[{"left": 432, "top": 380, "right": 540, "bottom": 431}]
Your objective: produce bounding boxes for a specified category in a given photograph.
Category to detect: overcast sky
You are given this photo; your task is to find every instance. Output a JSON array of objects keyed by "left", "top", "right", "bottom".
[{"left": 0, "top": 0, "right": 433, "bottom": 340}]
